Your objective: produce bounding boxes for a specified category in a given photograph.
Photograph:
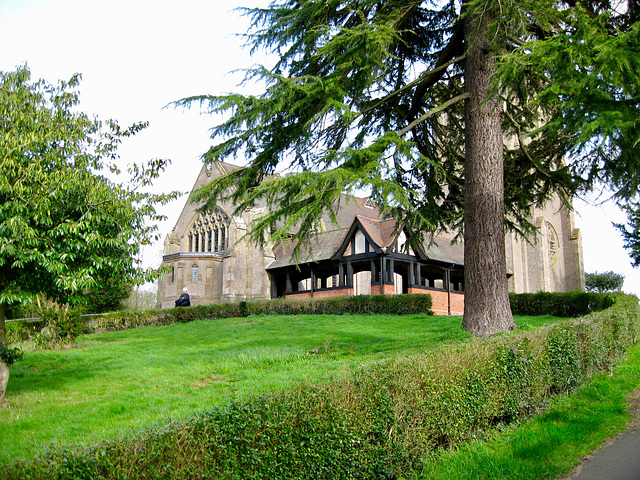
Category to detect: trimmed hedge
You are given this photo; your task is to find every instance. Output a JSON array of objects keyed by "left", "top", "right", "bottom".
[
  {"left": 2, "top": 293, "right": 639, "bottom": 479},
  {"left": 6, "top": 294, "right": 434, "bottom": 343},
  {"left": 7, "top": 292, "right": 616, "bottom": 345},
  {"left": 509, "top": 291, "right": 613, "bottom": 317}
]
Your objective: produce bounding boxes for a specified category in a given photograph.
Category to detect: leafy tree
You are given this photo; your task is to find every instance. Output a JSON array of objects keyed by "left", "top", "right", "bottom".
[
  {"left": 80, "top": 280, "right": 133, "bottom": 314},
  {"left": 615, "top": 201, "right": 640, "bottom": 267},
  {"left": 499, "top": 2, "right": 640, "bottom": 274},
  {"left": 179, "top": 0, "right": 639, "bottom": 335},
  {"left": 0, "top": 66, "right": 177, "bottom": 400},
  {"left": 585, "top": 271, "right": 625, "bottom": 293}
]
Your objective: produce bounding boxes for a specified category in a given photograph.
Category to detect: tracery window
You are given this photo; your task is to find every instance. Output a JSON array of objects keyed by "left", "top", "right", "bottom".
[{"left": 188, "top": 207, "right": 230, "bottom": 253}]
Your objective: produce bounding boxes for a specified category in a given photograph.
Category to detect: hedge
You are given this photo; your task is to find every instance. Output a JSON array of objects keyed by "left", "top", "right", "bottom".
[
  {"left": 6, "top": 294, "right": 434, "bottom": 343},
  {"left": 2, "top": 293, "right": 638, "bottom": 479},
  {"left": 7, "top": 291, "right": 616, "bottom": 345},
  {"left": 509, "top": 291, "right": 614, "bottom": 317}
]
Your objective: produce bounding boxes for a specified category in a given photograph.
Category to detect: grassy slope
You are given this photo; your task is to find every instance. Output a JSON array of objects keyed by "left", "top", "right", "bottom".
[{"left": 0, "top": 314, "right": 556, "bottom": 464}]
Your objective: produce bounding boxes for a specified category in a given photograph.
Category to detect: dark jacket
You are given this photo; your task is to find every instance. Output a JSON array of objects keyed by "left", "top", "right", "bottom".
[{"left": 175, "top": 292, "right": 191, "bottom": 307}]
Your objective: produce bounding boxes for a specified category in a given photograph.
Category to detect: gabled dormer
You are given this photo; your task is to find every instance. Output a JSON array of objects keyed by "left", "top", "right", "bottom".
[{"left": 334, "top": 218, "right": 382, "bottom": 259}]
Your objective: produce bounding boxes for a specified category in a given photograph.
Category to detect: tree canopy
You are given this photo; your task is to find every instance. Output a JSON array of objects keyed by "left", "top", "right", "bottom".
[
  {"left": 585, "top": 270, "right": 625, "bottom": 293},
  {"left": 0, "top": 66, "right": 177, "bottom": 346},
  {"left": 179, "top": 0, "right": 640, "bottom": 335}
]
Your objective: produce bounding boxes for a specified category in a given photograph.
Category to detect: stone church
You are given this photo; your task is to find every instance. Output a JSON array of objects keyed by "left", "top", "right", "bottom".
[{"left": 157, "top": 161, "right": 585, "bottom": 314}]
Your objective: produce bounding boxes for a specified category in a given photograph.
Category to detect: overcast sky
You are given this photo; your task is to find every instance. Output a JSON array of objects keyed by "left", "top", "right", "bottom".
[{"left": 1, "top": 0, "right": 638, "bottom": 297}]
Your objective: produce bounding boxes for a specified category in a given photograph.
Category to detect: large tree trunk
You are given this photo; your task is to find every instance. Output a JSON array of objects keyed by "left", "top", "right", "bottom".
[
  {"left": 0, "top": 360, "right": 8, "bottom": 403},
  {"left": 462, "top": 3, "right": 515, "bottom": 335}
]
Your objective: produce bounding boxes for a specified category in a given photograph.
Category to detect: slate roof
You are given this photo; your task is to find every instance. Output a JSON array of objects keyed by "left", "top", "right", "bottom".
[
  {"left": 267, "top": 229, "right": 348, "bottom": 270},
  {"left": 422, "top": 235, "right": 465, "bottom": 265},
  {"left": 267, "top": 216, "right": 465, "bottom": 270}
]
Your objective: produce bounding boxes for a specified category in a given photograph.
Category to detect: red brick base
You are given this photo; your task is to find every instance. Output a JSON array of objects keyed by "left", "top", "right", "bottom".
[
  {"left": 286, "top": 287, "right": 353, "bottom": 300},
  {"left": 371, "top": 284, "right": 396, "bottom": 295},
  {"left": 424, "top": 290, "right": 464, "bottom": 316}
]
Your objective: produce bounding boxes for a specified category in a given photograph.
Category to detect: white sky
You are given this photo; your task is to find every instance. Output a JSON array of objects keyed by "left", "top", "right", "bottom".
[{"left": 1, "top": 0, "right": 639, "bottom": 297}]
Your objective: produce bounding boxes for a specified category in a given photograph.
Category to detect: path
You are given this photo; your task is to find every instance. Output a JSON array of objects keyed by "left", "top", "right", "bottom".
[{"left": 565, "top": 390, "right": 640, "bottom": 480}]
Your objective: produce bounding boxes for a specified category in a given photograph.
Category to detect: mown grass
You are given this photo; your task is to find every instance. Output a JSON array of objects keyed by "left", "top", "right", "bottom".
[
  {"left": 419, "top": 338, "right": 640, "bottom": 479},
  {"left": 1, "top": 313, "right": 559, "bottom": 465}
]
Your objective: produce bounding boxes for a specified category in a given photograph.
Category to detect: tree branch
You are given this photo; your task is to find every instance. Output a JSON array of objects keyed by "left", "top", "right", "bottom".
[
  {"left": 408, "top": 19, "right": 465, "bottom": 119},
  {"left": 503, "top": 109, "right": 557, "bottom": 182},
  {"left": 358, "top": 54, "right": 466, "bottom": 119},
  {"left": 397, "top": 92, "right": 470, "bottom": 137}
]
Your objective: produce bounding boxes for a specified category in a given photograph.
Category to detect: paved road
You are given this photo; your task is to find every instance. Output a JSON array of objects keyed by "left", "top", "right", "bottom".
[
  {"left": 566, "top": 390, "right": 640, "bottom": 480},
  {"left": 567, "top": 428, "right": 640, "bottom": 480}
]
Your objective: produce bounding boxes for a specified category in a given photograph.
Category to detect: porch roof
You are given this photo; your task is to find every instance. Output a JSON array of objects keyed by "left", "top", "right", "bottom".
[
  {"left": 266, "top": 216, "right": 464, "bottom": 271},
  {"left": 267, "top": 228, "right": 348, "bottom": 270},
  {"left": 422, "top": 235, "right": 464, "bottom": 266}
]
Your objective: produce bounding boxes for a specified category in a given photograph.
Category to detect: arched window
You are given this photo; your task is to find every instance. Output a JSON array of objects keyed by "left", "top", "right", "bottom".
[{"left": 188, "top": 207, "right": 231, "bottom": 253}]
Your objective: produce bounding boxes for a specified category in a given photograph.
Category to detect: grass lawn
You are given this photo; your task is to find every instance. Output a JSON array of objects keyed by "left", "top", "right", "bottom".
[{"left": 0, "top": 313, "right": 559, "bottom": 464}]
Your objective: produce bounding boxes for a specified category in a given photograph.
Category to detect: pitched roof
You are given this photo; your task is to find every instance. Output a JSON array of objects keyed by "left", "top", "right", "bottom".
[
  {"left": 267, "top": 229, "right": 348, "bottom": 270},
  {"left": 267, "top": 216, "right": 465, "bottom": 270},
  {"left": 355, "top": 216, "right": 397, "bottom": 248},
  {"left": 422, "top": 235, "right": 464, "bottom": 265}
]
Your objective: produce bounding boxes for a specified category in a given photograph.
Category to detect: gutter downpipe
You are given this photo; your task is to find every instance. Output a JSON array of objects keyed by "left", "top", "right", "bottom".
[{"left": 445, "top": 264, "right": 456, "bottom": 315}]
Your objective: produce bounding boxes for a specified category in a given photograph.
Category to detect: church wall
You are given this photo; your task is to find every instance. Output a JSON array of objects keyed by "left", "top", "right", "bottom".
[
  {"left": 157, "top": 162, "right": 272, "bottom": 307},
  {"left": 558, "top": 206, "right": 585, "bottom": 291},
  {"left": 505, "top": 195, "right": 584, "bottom": 294},
  {"left": 354, "top": 271, "right": 372, "bottom": 295},
  {"left": 507, "top": 232, "right": 532, "bottom": 293},
  {"left": 158, "top": 161, "right": 585, "bottom": 309}
]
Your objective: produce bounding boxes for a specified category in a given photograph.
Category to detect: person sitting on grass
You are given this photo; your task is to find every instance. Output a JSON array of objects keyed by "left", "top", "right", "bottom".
[{"left": 175, "top": 287, "right": 191, "bottom": 307}]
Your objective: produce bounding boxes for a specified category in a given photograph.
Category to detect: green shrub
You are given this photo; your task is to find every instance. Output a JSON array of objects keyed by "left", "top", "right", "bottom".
[
  {"left": 509, "top": 291, "right": 612, "bottom": 317},
  {"left": 8, "top": 295, "right": 432, "bottom": 346},
  {"left": 0, "top": 344, "right": 24, "bottom": 366},
  {"left": 10, "top": 292, "right": 615, "bottom": 349},
  {"left": 5, "top": 321, "right": 35, "bottom": 343}
]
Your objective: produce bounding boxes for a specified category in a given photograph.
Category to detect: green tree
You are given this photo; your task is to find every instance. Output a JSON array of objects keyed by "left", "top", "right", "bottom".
[
  {"left": 0, "top": 66, "right": 177, "bottom": 400},
  {"left": 179, "top": 0, "right": 639, "bottom": 335},
  {"left": 585, "top": 271, "right": 625, "bottom": 293},
  {"left": 81, "top": 280, "right": 133, "bottom": 314},
  {"left": 616, "top": 202, "right": 640, "bottom": 267},
  {"left": 498, "top": 1, "right": 640, "bottom": 275}
]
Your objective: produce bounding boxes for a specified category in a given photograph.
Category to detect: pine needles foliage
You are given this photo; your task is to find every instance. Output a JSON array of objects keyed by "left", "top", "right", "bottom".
[{"left": 177, "top": 0, "right": 640, "bottom": 334}]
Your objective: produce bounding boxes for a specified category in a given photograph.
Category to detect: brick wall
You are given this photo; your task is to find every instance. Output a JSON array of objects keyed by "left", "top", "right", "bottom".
[
  {"left": 286, "top": 287, "right": 353, "bottom": 300},
  {"left": 422, "top": 289, "right": 464, "bottom": 315},
  {"left": 312, "top": 288, "right": 353, "bottom": 298},
  {"left": 371, "top": 284, "right": 395, "bottom": 295}
]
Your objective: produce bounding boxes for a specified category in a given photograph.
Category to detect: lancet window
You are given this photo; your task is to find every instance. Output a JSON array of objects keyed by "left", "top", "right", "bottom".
[{"left": 188, "top": 207, "right": 230, "bottom": 253}]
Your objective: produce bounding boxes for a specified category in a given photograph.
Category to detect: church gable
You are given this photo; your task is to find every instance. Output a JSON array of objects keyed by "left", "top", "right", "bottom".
[{"left": 334, "top": 218, "right": 381, "bottom": 259}]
